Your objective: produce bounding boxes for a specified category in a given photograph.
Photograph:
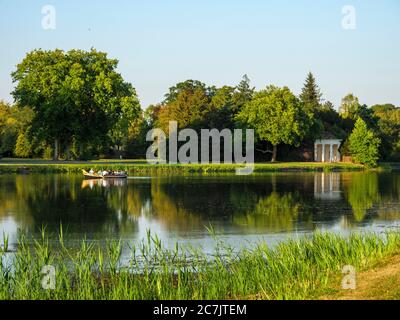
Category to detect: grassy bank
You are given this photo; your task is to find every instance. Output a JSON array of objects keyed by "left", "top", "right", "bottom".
[
  {"left": 1, "top": 231, "right": 399, "bottom": 300},
  {"left": 0, "top": 158, "right": 364, "bottom": 174},
  {"left": 321, "top": 254, "right": 400, "bottom": 300}
]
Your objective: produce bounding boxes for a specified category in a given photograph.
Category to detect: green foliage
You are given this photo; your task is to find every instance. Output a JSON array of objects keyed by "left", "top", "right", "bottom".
[
  {"left": 11, "top": 48, "right": 140, "bottom": 160},
  {"left": 231, "top": 74, "right": 255, "bottom": 116},
  {"left": 125, "top": 113, "right": 152, "bottom": 158},
  {"left": 345, "top": 172, "right": 380, "bottom": 221},
  {"left": 348, "top": 118, "right": 381, "bottom": 167},
  {"left": 0, "top": 101, "right": 12, "bottom": 155},
  {"left": 339, "top": 93, "right": 360, "bottom": 119},
  {"left": 3, "top": 53, "right": 399, "bottom": 162},
  {"left": 209, "top": 85, "right": 236, "bottom": 129},
  {"left": 372, "top": 104, "right": 400, "bottom": 160},
  {"left": 157, "top": 85, "right": 212, "bottom": 132},
  {"left": 299, "top": 72, "right": 322, "bottom": 113},
  {"left": 298, "top": 72, "right": 325, "bottom": 140},
  {"left": 0, "top": 101, "right": 34, "bottom": 157},
  {"left": 208, "top": 75, "right": 255, "bottom": 130},
  {"left": 237, "top": 85, "right": 311, "bottom": 161},
  {"left": 14, "top": 131, "right": 32, "bottom": 158},
  {"left": 0, "top": 101, "right": 8, "bottom": 130},
  {"left": 1, "top": 231, "right": 400, "bottom": 299},
  {"left": 155, "top": 76, "right": 255, "bottom": 134},
  {"left": 163, "top": 79, "right": 215, "bottom": 104},
  {"left": 371, "top": 103, "right": 396, "bottom": 113},
  {"left": 42, "top": 146, "right": 54, "bottom": 160}
]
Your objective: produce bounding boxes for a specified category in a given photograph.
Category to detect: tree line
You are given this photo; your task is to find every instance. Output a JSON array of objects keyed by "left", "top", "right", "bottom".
[{"left": 1, "top": 48, "right": 399, "bottom": 167}]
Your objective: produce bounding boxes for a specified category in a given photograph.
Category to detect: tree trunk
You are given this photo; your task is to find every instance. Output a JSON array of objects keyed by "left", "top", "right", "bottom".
[
  {"left": 53, "top": 138, "right": 59, "bottom": 161},
  {"left": 79, "top": 143, "right": 84, "bottom": 160},
  {"left": 271, "top": 145, "right": 277, "bottom": 162},
  {"left": 65, "top": 144, "right": 71, "bottom": 161}
]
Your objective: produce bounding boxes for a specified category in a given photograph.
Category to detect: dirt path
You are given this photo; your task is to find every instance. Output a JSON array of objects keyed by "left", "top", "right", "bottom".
[{"left": 322, "top": 255, "right": 400, "bottom": 300}]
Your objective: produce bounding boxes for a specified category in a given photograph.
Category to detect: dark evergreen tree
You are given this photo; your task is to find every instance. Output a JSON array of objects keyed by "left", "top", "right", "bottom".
[
  {"left": 299, "top": 72, "right": 322, "bottom": 113},
  {"left": 235, "top": 75, "right": 254, "bottom": 102},
  {"left": 298, "top": 72, "right": 324, "bottom": 140},
  {"left": 231, "top": 74, "right": 255, "bottom": 118}
]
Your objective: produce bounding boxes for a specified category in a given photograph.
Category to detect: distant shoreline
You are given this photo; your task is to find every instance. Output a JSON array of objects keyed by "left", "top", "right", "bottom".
[{"left": 0, "top": 158, "right": 366, "bottom": 174}]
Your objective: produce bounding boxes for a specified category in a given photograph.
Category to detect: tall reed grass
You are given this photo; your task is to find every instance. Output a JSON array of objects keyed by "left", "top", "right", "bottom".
[{"left": 1, "top": 230, "right": 399, "bottom": 300}]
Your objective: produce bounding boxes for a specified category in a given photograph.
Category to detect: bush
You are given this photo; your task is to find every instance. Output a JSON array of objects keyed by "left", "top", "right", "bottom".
[
  {"left": 348, "top": 118, "right": 381, "bottom": 167},
  {"left": 14, "top": 132, "right": 32, "bottom": 158}
]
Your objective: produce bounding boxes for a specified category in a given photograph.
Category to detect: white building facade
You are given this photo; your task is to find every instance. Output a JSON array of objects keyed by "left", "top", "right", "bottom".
[{"left": 314, "top": 138, "right": 342, "bottom": 162}]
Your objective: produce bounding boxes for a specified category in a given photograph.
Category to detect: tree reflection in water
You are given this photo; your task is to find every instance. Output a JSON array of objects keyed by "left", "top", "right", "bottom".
[{"left": 1, "top": 172, "right": 400, "bottom": 244}]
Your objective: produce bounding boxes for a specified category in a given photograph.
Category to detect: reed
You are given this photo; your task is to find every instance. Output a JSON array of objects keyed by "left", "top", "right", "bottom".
[
  {"left": 0, "top": 230, "right": 399, "bottom": 300},
  {"left": 0, "top": 232, "right": 8, "bottom": 253}
]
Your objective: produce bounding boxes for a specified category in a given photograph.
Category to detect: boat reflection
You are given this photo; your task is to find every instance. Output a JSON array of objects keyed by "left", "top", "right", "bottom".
[{"left": 81, "top": 178, "right": 128, "bottom": 189}]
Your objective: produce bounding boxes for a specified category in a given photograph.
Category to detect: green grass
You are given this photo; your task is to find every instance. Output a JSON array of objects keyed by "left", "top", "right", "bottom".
[
  {"left": 0, "top": 158, "right": 364, "bottom": 174},
  {"left": 1, "top": 230, "right": 399, "bottom": 300}
]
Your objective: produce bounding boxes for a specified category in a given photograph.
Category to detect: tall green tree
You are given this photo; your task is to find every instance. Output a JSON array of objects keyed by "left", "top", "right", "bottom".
[
  {"left": 209, "top": 85, "right": 236, "bottom": 129},
  {"left": 299, "top": 72, "right": 325, "bottom": 139},
  {"left": 348, "top": 118, "right": 381, "bottom": 167},
  {"left": 208, "top": 75, "right": 255, "bottom": 130},
  {"left": 0, "top": 101, "right": 10, "bottom": 135},
  {"left": 163, "top": 80, "right": 215, "bottom": 104},
  {"left": 339, "top": 94, "right": 360, "bottom": 119},
  {"left": 237, "top": 85, "right": 310, "bottom": 162},
  {"left": 155, "top": 76, "right": 255, "bottom": 134},
  {"left": 232, "top": 74, "right": 255, "bottom": 115},
  {"left": 0, "top": 101, "right": 11, "bottom": 156},
  {"left": 157, "top": 86, "right": 212, "bottom": 132},
  {"left": 0, "top": 101, "right": 35, "bottom": 157},
  {"left": 11, "top": 48, "right": 140, "bottom": 160},
  {"left": 299, "top": 72, "right": 322, "bottom": 113},
  {"left": 372, "top": 104, "right": 400, "bottom": 160}
]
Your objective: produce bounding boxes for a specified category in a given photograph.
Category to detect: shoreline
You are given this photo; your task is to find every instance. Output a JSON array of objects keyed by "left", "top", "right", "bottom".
[
  {"left": 0, "top": 159, "right": 366, "bottom": 174},
  {"left": 1, "top": 231, "right": 399, "bottom": 300}
]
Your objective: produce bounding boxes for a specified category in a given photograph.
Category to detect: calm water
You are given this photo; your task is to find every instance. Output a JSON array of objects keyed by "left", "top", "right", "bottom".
[{"left": 1, "top": 172, "right": 400, "bottom": 252}]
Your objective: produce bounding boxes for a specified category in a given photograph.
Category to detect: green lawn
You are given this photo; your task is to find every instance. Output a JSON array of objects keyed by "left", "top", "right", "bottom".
[{"left": 0, "top": 158, "right": 365, "bottom": 173}]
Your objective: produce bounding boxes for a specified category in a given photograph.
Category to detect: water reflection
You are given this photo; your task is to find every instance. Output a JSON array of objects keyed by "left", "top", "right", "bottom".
[
  {"left": 1, "top": 172, "right": 400, "bottom": 246},
  {"left": 81, "top": 178, "right": 128, "bottom": 189},
  {"left": 314, "top": 172, "right": 341, "bottom": 200}
]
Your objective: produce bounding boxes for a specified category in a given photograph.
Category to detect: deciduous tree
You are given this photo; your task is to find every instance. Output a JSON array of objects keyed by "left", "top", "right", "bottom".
[
  {"left": 237, "top": 85, "right": 310, "bottom": 162},
  {"left": 339, "top": 93, "right": 360, "bottom": 119},
  {"left": 11, "top": 48, "right": 140, "bottom": 160}
]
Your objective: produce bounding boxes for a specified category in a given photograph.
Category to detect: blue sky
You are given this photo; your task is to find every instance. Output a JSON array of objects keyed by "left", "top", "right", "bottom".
[{"left": 0, "top": 0, "right": 399, "bottom": 109}]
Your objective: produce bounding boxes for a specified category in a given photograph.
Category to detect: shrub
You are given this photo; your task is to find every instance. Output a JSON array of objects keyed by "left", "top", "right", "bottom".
[{"left": 14, "top": 132, "right": 32, "bottom": 158}]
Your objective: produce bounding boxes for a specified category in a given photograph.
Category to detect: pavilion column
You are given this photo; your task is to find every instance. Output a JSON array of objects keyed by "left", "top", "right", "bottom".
[
  {"left": 329, "top": 144, "right": 333, "bottom": 162},
  {"left": 314, "top": 144, "right": 317, "bottom": 161},
  {"left": 322, "top": 144, "right": 325, "bottom": 162}
]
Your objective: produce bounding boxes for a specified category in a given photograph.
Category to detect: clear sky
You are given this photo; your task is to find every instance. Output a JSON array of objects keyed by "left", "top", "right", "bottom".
[{"left": 0, "top": 0, "right": 399, "bottom": 109}]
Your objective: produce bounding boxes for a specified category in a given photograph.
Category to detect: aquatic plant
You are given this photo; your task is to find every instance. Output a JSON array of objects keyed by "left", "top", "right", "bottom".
[{"left": 0, "top": 230, "right": 399, "bottom": 300}]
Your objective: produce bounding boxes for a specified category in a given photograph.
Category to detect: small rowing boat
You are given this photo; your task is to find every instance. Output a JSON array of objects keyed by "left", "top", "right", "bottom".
[{"left": 82, "top": 169, "right": 128, "bottom": 179}]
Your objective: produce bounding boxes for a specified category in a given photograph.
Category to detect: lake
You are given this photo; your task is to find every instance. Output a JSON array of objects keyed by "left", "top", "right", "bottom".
[{"left": 1, "top": 172, "right": 400, "bottom": 253}]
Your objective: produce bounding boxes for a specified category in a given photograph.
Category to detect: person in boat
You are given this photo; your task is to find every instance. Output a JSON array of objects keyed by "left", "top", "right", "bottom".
[{"left": 89, "top": 169, "right": 94, "bottom": 174}]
